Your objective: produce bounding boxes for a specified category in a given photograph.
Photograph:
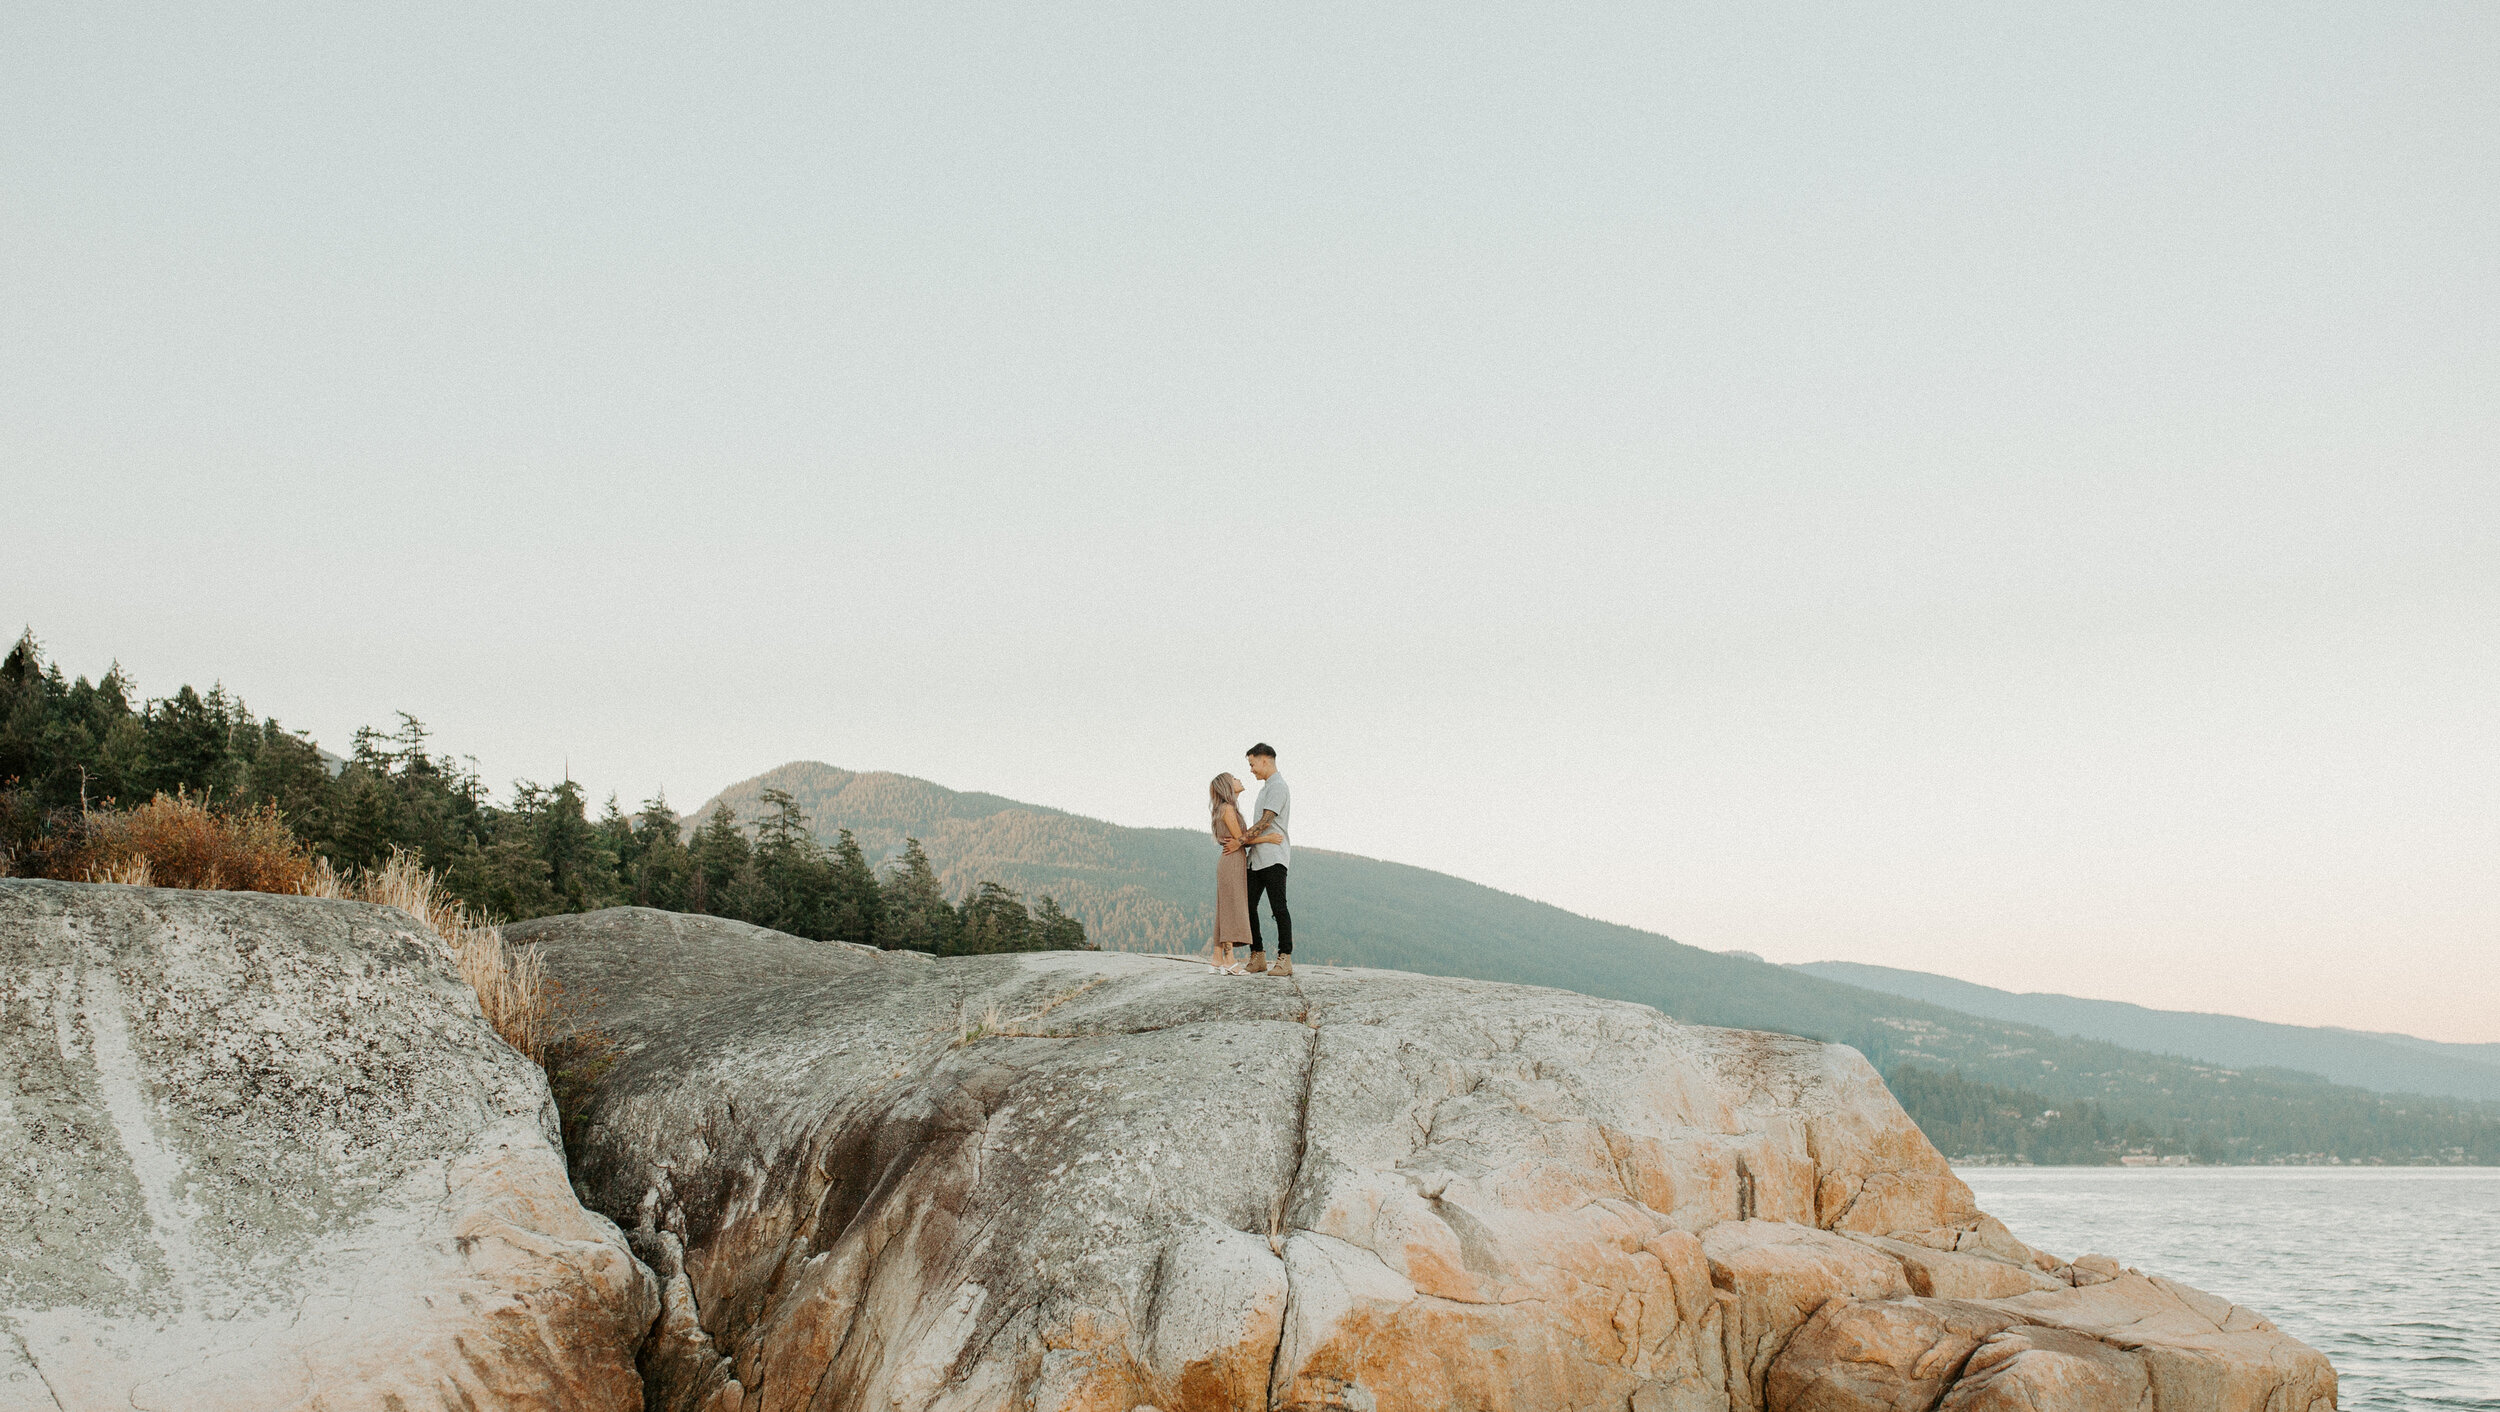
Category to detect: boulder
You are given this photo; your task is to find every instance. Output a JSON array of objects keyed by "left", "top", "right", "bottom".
[
  {"left": 1765, "top": 1297, "right": 2023, "bottom": 1411},
  {"left": 0, "top": 881, "right": 657, "bottom": 1411},
  {"left": 1939, "top": 1325, "right": 2152, "bottom": 1410},
  {"left": 518, "top": 907, "right": 2338, "bottom": 1412}
]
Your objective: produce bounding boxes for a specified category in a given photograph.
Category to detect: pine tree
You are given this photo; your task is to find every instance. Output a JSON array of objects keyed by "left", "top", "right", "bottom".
[
  {"left": 508, "top": 778, "right": 617, "bottom": 915},
  {"left": 688, "top": 802, "right": 751, "bottom": 917},
  {"left": 629, "top": 793, "right": 692, "bottom": 910},
  {"left": 592, "top": 793, "right": 639, "bottom": 903},
  {"left": 751, "top": 787, "right": 836, "bottom": 938},
  {"left": 134, "top": 683, "right": 252, "bottom": 802},
  {"left": 955, "top": 880, "right": 1032, "bottom": 955},
  {"left": 825, "top": 828, "right": 883, "bottom": 946},
  {"left": 1033, "top": 894, "right": 1092, "bottom": 952},
  {"left": 327, "top": 715, "right": 490, "bottom": 875},
  {"left": 881, "top": 837, "right": 957, "bottom": 953},
  {"left": 0, "top": 631, "right": 52, "bottom": 803},
  {"left": 451, "top": 830, "right": 557, "bottom": 921},
  {"left": 240, "top": 720, "right": 337, "bottom": 842}
]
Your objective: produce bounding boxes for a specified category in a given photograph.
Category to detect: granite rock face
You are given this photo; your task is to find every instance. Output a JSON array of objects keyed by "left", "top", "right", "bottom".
[
  {"left": 0, "top": 881, "right": 657, "bottom": 1412},
  {"left": 520, "top": 907, "right": 2337, "bottom": 1412}
]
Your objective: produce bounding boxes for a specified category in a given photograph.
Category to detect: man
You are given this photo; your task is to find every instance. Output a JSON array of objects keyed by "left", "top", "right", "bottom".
[{"left": 1239, "top": 743, "right": 1293, "bottom": 976}]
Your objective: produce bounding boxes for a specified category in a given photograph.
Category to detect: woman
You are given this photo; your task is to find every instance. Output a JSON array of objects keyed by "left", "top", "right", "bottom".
[{"left": 1209, "top": 772, "right": 1255, "bottom": 972}]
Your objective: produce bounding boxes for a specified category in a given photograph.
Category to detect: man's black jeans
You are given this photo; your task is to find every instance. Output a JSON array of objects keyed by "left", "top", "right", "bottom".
[{"left": 1247, "top": 863, "right": 1292, "bottom": 955}]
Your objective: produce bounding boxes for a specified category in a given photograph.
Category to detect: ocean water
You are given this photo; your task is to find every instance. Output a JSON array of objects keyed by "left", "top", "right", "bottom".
[{"left": 1957, "top": 1166, "right": 2499, "bottom": 1411}]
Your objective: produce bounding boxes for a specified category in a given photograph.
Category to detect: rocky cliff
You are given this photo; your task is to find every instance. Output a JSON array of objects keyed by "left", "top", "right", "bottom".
[
  {"left": 515, "top": 907, "right": 2338, "bottom": 1412},
  {"left": 0, "top": 881, "right": 655, "bottom": 1411},
  {"left": 0, "top": 884, "right": 2338, "bottom": 1412}
]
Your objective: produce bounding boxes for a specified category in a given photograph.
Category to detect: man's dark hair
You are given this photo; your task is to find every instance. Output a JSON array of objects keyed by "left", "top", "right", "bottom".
[{"left": 1246, "top": 743, "right": 1277, "bottom": 760}]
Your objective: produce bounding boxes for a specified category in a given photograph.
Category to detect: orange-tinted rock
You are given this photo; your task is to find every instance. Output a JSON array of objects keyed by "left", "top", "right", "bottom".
[
  {"left": 1939, "top": 1325, "right": 2152, "bottom": 1410},
  {"left": 1978, "top": 1268, "right": 2338, "bottom": 1411},
  {"left": 1767, "top": 1298, "right": 2021, "bottom": 1411},
  {"left": 1702, "top": 1221, "right": 1913, "bottom": 1408},
  {"left": 1842, "top": 1234, "right": 2060, "bottom": 1300},
  {"left": 518, "top": 906, "right": 2340, "bottom": 1412}
]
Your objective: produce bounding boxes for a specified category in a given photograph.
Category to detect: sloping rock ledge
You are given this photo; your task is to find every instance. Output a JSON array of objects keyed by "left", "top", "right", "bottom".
[
  {"left": 0, "top": 880, "right": 655, "bottom": 1412},
  {"left": 513, "top": 907, "right": 2338, "bottom": 1412}
]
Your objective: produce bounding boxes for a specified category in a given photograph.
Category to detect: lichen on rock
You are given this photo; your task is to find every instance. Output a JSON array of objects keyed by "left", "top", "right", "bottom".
[{"left": 0, "top": 880, "right": 657, "bottom": 1411}]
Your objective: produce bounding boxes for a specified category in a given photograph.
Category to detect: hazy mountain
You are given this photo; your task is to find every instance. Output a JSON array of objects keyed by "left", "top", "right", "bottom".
[
  {"left": 2337, "top": 1029, "right": 2500, "bottom": 1072},
  {"left": 689, "top": 763, "right": 2498, "bottom": 1164},
  {"left": 1792, "top": 961, "right": 2500, "bottom": 1104}
]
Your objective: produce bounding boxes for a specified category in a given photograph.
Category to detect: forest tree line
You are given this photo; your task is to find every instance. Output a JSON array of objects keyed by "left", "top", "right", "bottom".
[
  {"left": 1882, "top": 1061, "right": 2500, "bottom": 1165},
  {"left": 0, "top": 631, "right": 1088, "bottom": 954}
]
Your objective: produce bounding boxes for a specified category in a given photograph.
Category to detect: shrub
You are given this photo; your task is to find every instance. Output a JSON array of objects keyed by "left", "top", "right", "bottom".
[{"left": 74, "top": 791, "right": 320, "bottom": 894}]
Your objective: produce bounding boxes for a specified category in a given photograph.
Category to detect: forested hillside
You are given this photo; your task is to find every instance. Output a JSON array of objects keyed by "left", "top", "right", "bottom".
[
  {"left": 700, "top": 762, "right": 2500, "bottom": 1166},
  {"left": 1796, "top": 960, "right": 2500, "bottom": 1104}
]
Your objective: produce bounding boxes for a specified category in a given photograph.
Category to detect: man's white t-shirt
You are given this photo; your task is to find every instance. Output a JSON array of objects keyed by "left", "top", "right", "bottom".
[{"left": 1247, "top": 772, "right": 1291, "bottom": 871}]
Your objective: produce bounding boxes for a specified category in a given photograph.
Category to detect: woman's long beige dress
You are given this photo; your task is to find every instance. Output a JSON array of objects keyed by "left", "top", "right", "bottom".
[{"left": 1213, "top": 803, "right": 1252, "bottom": 947}]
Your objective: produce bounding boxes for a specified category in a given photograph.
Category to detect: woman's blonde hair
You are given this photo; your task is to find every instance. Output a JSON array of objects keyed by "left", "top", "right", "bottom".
[{"left": 1208, "top": 772, "right": 1242, "bottom": 817}]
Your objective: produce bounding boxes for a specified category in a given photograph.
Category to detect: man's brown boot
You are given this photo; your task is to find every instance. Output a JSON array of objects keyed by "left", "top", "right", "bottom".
[
  {"left": 1271, "top": 954, "right": 1294, "bottom": 978},
  {"left": 1244, "top": 951, "right": 1269, "bottom": 974}
]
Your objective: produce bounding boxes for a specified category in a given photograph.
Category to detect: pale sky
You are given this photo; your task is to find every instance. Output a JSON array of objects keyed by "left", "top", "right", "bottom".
[{"left": 7, "top": 5, "right": 2494, "bottom": 1041}]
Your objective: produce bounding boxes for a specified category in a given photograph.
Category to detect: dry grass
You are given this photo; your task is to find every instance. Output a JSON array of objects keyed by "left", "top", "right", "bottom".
[
  {"left": 954, "top": 977, "right": 1109, "bottom": 1045},
  {"left": 307, "top": 849, "right": 550, "bottom": 1065},
  {"left": 73, "top": 792, "right": 319, "bottom": 894},
  {"left": 83, "top": 854, "right": 156, "bottom": 886},
  {"left": 17, "top": 790, "right": 551, "bottom": 1067}
]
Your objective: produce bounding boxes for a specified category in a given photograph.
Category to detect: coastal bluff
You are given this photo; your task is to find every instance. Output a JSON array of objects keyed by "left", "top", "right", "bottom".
[
  {"left": 0, "top": 882, "right": 2335, "bottom": 1411},
  {"left": 519, "top": 906, "right": 2337, "bottom": 1412}
]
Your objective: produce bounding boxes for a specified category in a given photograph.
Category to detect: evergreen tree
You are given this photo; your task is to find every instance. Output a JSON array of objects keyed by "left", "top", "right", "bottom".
[
  {"left": 628, "top": 793, "right": 692, "bottom": 910},
  {"left": 880, "top": 837, "right": 957, "bottom": 952},
  {"left": 240, "top": 721, "right": 337, "bottom": 840},
  {"left": 593, "top": 792, "right": 638, "bottom": 890},
  {"left": 80, "top": 669, "right": 145, "bottom": 808},
  {"left": 954, "top": 880, "right": 1032, "bottom": 955},
  {"left": 514, "top": 779, "right": 613, "bottom": 913},
  {"left": 425, "top": 778, "right": 627, "bottom": 923},
  {"left": 451, "top": 831, "right": 558, "bottom": 921},
  {"left": 750, "top": 787, "right": 834, "bottom": 938},
  {"left": 2, "top": 634, "right": 155, "bottom": 817},
  {"left": 824, "top": 828, "right": 882, "bottom": 947},
  {"left": 133, "top": 683, "right": 251, "bottom": 802},
  {"left": 0, "top": 631, "right": 55, "bottom": 804},
  {"left": 1032, "top": 894, "right": 1092, "bottom": 952},
  {"left": 327, "top": 715, "right": 490, "bottom": 875},
  {"left": 688, "top": 802, "right": 750, "bottom": 916}
]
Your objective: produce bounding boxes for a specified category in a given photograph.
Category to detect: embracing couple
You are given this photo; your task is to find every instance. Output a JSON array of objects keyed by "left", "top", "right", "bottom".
[{"left": 1207, "top": 743, "right": 1293, "bottom": 976}]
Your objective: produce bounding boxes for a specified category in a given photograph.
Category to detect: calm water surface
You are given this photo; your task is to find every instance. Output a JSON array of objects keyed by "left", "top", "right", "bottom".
[{"left": 1957, "top": 1167, "right": 2499, "bottom": 1411}]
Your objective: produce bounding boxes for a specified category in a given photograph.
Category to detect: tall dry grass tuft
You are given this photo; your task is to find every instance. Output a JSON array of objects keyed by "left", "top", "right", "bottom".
[
  {"left": 30, "top": 794, "right": 553, "bottom": 1071},
  {"left": 309, "top": 850, "right": 550, "bottom": 1065},
  {"left": 83, "top": 854, "right": 156, "bottom": 886},
  {"left": 74, "top": 792, "right": 319, "bottom": 894},
  {"left": 953, "top": 977, "right": 1109, "bottom": 1045}
]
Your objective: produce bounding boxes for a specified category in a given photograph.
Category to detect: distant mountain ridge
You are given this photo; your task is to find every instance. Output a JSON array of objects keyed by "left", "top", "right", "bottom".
[
  {"left": 688, "top": 762, "right": 2498, "bottom": 1165},
  {"left": 1792, "top": 960, "right": 2500, "bottom": 1105},
  {"left": 2348, "top": 1029, "right": 2500, "bottom": 1071}
]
